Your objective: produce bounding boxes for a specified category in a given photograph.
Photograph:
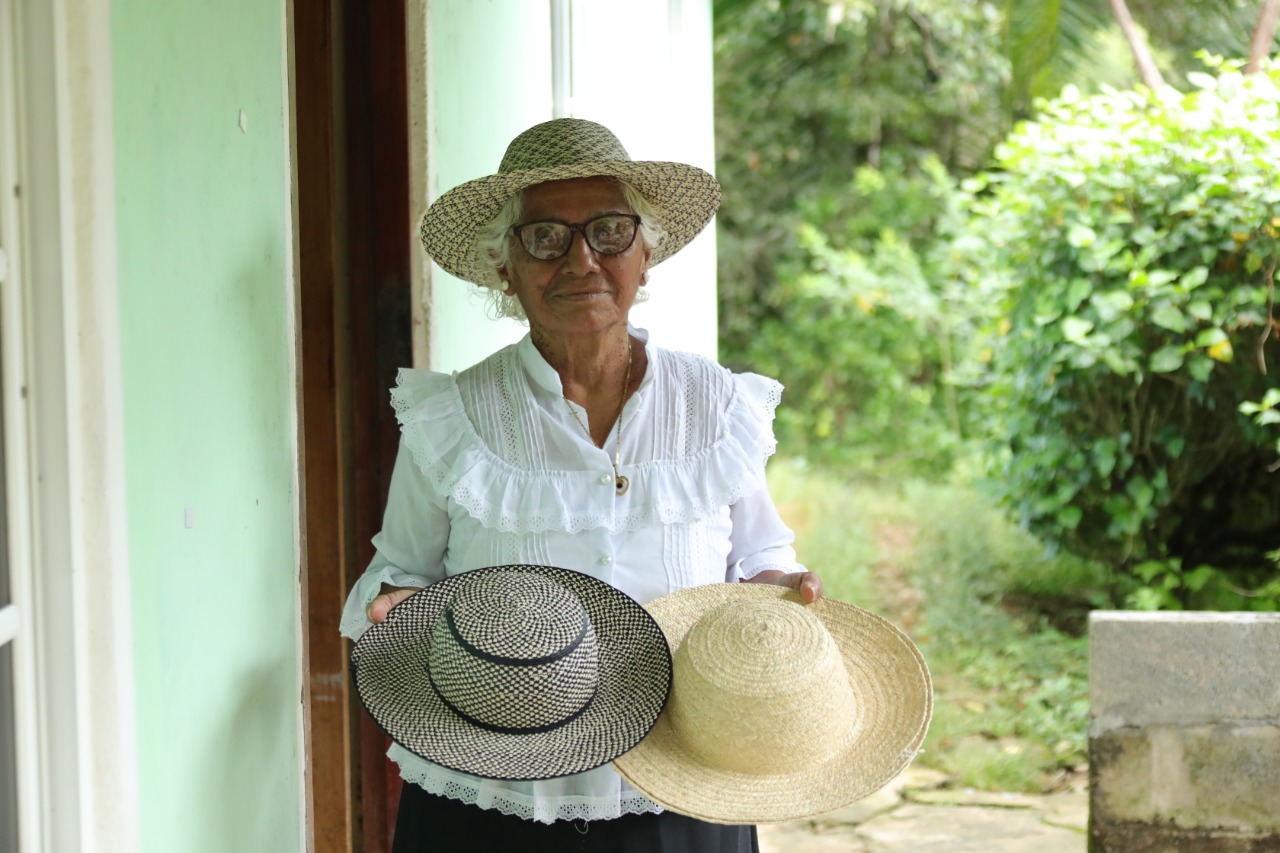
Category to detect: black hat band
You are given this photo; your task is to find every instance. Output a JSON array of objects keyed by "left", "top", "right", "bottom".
[
  {"left": 445, "top": 606, "right": 590, "bottom": 667},
  {"left": 427, "top": 665, "right": 599, "bottom": 735}
]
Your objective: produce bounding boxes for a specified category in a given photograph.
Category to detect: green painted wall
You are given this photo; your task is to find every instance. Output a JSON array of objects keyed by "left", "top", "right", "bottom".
[{"left": 111, "top": 2, "right": 300, "bottom": 851}]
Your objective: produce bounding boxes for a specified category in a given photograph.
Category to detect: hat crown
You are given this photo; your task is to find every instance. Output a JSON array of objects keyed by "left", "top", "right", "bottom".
[
  {"left": 498, "top": 118, "right": 632, "bottom": 174},
  {"left": 668, "top": 599, "right": 857, "bottom": 774},
  {"left": 446, "top": 570, "right": 589, "bottom": 659},
  {"left": 427, "top": 571, "right": 600, "bottom": 733}
]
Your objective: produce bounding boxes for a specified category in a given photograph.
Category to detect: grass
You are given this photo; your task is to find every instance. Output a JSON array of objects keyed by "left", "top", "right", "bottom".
[
  {"left": 767, "top": 459, "right": 882, "bottom": 607},
  {"left": 766, "top": 458, "right": 1103, "bottom": 793}
]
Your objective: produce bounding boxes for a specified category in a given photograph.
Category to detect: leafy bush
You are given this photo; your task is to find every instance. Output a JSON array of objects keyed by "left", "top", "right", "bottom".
[{"left": 969, "top": 59, "right": 1280, "bottom": 603}]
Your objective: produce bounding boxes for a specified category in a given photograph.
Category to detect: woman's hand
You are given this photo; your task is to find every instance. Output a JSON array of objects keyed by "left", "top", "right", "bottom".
[
  {"left": 367, "top": 585, "right": 419, "bottom": 624},
  {"left": 744, "top": 570, "right": 824, "bottom": 604}
]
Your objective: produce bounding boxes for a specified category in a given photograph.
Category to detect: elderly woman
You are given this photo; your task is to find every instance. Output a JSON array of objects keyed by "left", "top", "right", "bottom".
[{"left": 341, "top": 118, "right": 821, "bottom": 852}]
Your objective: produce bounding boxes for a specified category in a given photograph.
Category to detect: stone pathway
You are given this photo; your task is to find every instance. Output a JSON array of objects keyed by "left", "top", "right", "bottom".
[{"left": 758, "top": 767, "right": 1088, "bottom": 853}]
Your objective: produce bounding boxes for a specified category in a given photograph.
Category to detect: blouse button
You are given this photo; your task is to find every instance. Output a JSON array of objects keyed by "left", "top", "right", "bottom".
[
  {"left": 600, "top": 474, "right": 613, "bottom": 485},
  {"left": 598, "top": 555, "right": 613, "bottom": 566}
]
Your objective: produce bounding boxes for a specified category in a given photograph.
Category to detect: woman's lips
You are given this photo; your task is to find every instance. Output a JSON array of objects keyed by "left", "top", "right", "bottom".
[{"left": 554, "top": 289, "right": 610, "bottom": 301}]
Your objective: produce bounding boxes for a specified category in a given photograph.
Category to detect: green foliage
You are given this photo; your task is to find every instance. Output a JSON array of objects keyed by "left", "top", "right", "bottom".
[
  {"left": 714, "top": 0, "right": 1012, "bottom": 353},
  {"left": 899, "top": 478, "right": 1116, "bottom": 628},
  {"left": 926, "top": 726, "right": 1053, "bottom": 793},
  {"left": 1002, "top": 0, "right": 1112, "bottom": 116},
  {"left": 1002, "top": 0, "right": 1270, "bottom": 110},
  {"left": 741, "top": 154, "right": 978, "bottom": 476},
  {"left": 970, "top": 59, "right": 1280, "bottom": 596},
  {"left": 1123, "top": 558, "right": 1279, "bottom": 611},
  {"left": 717, "top": 2, "right": 1279, "bottom": 618},
  {"left": 1240, "top": 386, "right": 1280, "bottom": 462},
  {"left": 1113, "top": 0, "right": 1272, "bottom": 88}
]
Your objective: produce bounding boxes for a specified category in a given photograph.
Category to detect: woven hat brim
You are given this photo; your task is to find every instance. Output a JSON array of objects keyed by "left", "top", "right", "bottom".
[
  {"left": 418, "top": 161, "right": 721, "bottom": 288},
  {"left": 612, "top": 584, "right": 932, "bottom": 825},
  {"left": 350, "top": 565, "right": 673, "bottom": 781}
]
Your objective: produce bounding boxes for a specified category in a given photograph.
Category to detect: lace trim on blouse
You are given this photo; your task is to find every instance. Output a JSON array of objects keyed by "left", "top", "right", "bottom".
[
  {"left": 390, "top": 345, "right": 782, "bottom": 535},
  {"left": 395, "top": 757, "right": 664, "bottom": 825}
]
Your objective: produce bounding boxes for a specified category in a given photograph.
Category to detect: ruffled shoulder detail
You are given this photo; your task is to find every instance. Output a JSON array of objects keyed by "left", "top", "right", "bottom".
[
  {"left": 389, "top": 346, "right": 785, "bottom": 535},
  {"left": 616, "top": 352, "right": 783, "bottom": 531},
  {"left": 390, "top": 361, "right": 547, "bottom": 533}
]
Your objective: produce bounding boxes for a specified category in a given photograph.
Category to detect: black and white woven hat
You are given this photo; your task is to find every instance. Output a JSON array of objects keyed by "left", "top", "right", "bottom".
[
  {"left": 350, "top": 564, "right": 673, "bottom": 781},
  {"left": 419, "top": 117, "right": 721, "bottom": 288}
]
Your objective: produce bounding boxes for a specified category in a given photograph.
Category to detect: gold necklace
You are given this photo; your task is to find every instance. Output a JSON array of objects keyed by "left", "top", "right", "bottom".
[{"left": 564, "top": 340, "right": 633, "bottom": 497}]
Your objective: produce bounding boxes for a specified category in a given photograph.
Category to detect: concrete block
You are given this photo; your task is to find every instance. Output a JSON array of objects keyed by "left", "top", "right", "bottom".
[
  {"left": 1090, "top": 725, "right": 1280, "bottom": 831},
  {"left": 1090, "top": 612, "right": 1280, "bottom": 731}
]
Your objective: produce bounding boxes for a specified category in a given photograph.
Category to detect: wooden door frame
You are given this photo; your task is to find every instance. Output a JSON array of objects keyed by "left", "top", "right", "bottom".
[{"left": 293, "top": 2, "right": 412, "bottom": 851}]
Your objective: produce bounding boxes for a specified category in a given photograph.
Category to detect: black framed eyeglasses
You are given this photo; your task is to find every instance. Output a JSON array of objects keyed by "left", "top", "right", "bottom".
[{"left": 511, "top": 213, "right": 642, "bottom": 261}]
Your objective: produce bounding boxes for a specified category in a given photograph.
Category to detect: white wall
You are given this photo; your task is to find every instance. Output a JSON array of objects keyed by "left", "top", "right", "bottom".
[{"left": 567, "top": 0, "right": 718, "bottom": 359}]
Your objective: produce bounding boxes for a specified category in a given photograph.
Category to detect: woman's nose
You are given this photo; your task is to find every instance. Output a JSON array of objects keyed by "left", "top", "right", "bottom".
[{"left": 559, "top": 230, "right": 601, "bottom": 273}]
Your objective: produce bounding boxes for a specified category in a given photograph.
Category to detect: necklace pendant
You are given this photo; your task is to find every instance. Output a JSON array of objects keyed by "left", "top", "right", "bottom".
[{"left": 615, "top": 474, "right": 630, "bottom": 497}]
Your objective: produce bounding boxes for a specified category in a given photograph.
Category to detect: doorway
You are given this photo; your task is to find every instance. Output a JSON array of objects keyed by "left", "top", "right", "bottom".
[{"left": 293, "top": 1, "right": 414, "bottom": 851}]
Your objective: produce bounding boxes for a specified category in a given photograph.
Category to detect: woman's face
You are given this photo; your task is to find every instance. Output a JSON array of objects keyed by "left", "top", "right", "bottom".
[{"left": 499, "top": 177, "right": 651, "bottom": 344}]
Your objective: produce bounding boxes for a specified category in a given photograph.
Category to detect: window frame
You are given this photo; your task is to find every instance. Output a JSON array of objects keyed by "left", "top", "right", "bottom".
[{"left": 1, "top": 2, "right": 139, "bottom": 851}]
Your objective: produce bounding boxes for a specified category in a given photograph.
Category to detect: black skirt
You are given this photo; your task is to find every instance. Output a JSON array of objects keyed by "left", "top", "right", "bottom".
[{"left": 391, "top": 782, "right": 759, "bottom": 853}]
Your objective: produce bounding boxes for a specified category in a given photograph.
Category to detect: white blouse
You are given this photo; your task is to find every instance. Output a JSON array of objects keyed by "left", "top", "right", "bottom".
[{"left": 340, "top": 326, "right": 804, "bottom": 824}]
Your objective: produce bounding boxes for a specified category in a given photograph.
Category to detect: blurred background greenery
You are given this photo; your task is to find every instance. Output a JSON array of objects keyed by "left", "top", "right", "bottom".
[{"left": 714, "top": 0, "right": 1280, "bottom": 791}]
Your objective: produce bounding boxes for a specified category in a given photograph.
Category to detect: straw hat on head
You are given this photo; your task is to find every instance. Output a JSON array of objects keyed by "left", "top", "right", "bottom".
[
  {"left": 350, "top": 564, "right": 672, "bottom": 781},
  {"left": 612, "top": 583, "right": 932, "bottom": 825},
  {"left": 418, "top": 117, "right": 722, "bottom": 288}
]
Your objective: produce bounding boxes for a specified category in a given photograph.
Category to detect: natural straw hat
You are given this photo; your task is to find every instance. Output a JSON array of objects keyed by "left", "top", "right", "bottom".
[
  {"left": 418, "top": 117, "right": 721, "bottom": 288},
  {"left": 612, "top": 584, "right": 932, "bottom": 824},
  {"left": 350, "top": 564, "right": 672, "bottom": 781}
]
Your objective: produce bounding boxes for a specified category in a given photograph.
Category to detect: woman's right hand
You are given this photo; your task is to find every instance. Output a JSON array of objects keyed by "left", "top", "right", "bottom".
[{"left": 367, "top": 585, "right": 418, "bottom": 623}]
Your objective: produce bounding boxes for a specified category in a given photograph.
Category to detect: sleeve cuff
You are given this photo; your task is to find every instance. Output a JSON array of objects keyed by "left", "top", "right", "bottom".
[{"left": 338, "top": 566, "right": 431, "bottom": 640}]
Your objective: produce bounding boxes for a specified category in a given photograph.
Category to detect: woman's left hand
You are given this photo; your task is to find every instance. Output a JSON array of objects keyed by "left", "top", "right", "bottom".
[{"left": 744, "top": 570, "right": 824, "bottom": 603}]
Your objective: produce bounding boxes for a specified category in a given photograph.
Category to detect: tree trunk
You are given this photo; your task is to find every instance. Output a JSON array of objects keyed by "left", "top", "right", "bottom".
[
  {"left": 1108, "top": 0, "right": 1167, "bottom": 90},
  {"left": 1246, "top": 0, "right": 1280, "bottom": 74}
]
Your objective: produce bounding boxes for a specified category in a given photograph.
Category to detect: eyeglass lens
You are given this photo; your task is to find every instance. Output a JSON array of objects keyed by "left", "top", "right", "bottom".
[{"left": 516, "top": 214, "right": 639, "bottom": 260}]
